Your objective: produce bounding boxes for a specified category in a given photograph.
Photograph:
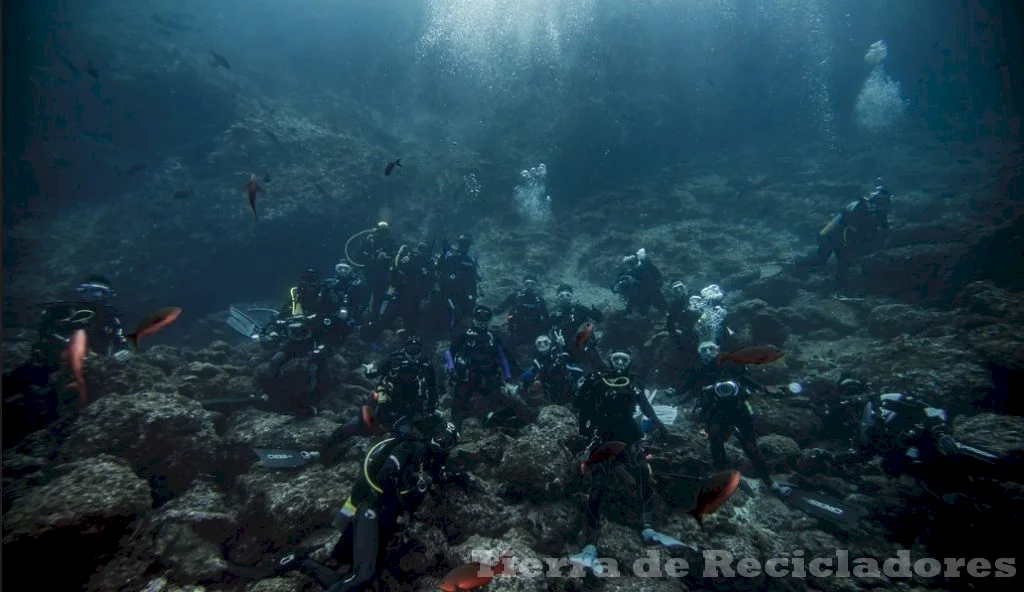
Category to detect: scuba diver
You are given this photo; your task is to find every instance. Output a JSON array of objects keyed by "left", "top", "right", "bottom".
[
  {"left": 687, "top": 379, "right": 775, "bottom": 491},
  {"left": 242, "top": 416, "right": 473, "bottom": 592},
  {"left": 445, "top": 305, "right": 532, "bottom": 430},
  {"left": 322, "top": 336, "right": 440, "bottom": 465},
  {"left": 548, "top": 283, "right": 604, "bottom": 370},
  {"left": 347, "top": 221, "right": 399, "bottom": 322},
  {"left": 372, "top": 241, "right": 436, "bottom": 337},
  {"left": 569, "top": 351, "right": 680, "bottom": 575},
  {"left": 671, "top": 284, "right": 740, "bottom": 393},
  {"left": 612, "top": 248, "right": 667, "bottom": 316},
  {"left": 520, "top": 334, "right": 584, "bottom": 407},
  {"left": 3, "top": 275, "right": 132, "bottom": 448},
  {"left": 792, "top": 178, "right": 892, "bottom": 284},
  {"left": 258, "top": 268, "right": 357, "bottom": 416},
  {"left": 327, "top": 261, "right": 370, "bottom": 323},
  {"left": 495, "top": 273, "right": 550, "bottom": 363},
  {"left": 811, "top": 391, "right": 1023, "bottom": 536},
  {"left": 437, "top": 234, "right": 480, "bottom": 334}
]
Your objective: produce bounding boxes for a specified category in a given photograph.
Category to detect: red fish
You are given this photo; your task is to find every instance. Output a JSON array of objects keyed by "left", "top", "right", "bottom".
[
  {"left": 718, "top": 344, "right": 784, "bottom": 365},
  {"left": 438, "top": 549, "right": 513, "bottom": 591},
  {"left": 66, "top": 329, "right": 88, "bottom": 405},
  {"left": 127, "top": 306, "right": 182, "bottom": 350},
  {"left": 580, "top": 440, "right": 626, "bottom": 475},
  {"left": 384, "top": 158, "right": 402, "bottom": 176},
  {"left": 361, "top": 405, "right": 384, "bottom": 435},
  {"left": 242, "top": 174, "right": 263, "bottom": 222},
  {"left": 685, "top": 470, "right": 741, "bottom": 531},
  {"left": 575, "top": 322, "right": 595, "bottom": 351}
]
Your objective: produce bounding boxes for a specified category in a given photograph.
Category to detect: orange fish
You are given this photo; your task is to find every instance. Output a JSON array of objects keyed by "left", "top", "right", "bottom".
[
  {"left": 575, "top": 322, "right": 595, "bottom": 351},
  {"left": 718, "top": 344, "right": 784, "bottom": 365},
  {"left": 361, "top": 405, "right": 384, "bottom": 435},
  {"left": 580, "top": 440, "right": 626, "bottom": 474},
  {"left": 685, "top": 470, "right": 741, "bottom": 531},
  {"left": 127, "top": 306, "right": 182, "bottom": 350},
  {"left": 67, "top": 329, "right": 88, "bottom": 405},
  {"left": 438, "top": 549, "right": 513, "bottom": 592},
  {"left": 242, "top": 174, "right": 263, "bottom": 222}
]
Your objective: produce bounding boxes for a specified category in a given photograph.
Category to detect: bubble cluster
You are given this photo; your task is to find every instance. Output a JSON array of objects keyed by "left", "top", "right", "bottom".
[
  {"left": 463, "top": 173, "right": 481, "bottom": 201},
  {"left": 689, "top": 284, "right": 728, "bottom": 344},
  {"left": 855, "top": 40, "right": 908, "bottom": 134},
  {"left": 513, "top": 163, "right": 552, "bottom": 223}
]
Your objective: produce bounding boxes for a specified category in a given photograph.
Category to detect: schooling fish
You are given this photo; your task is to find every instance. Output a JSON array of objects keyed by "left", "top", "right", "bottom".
[
  {"left": 580, "top": 440, "right": 626, "bottom": 475},
  {"left": 438, "top": 549, "right": 514, "bottom": 592},
  {"left": 127, "top": 306, "right": 182, "bottom": 351},
  {"left": 85, "top": 61, "right": 99, "bottom": 78},
  {"left": 242, "top": 174, "right": 263, "bottom": 222},
  {"left": 718, "top": 344, "right": 784, "bottom": 365},
  {"left": 575, "top": 321, "right": 595, "bottom": 351},
  {"left": 384, "top": 158, "right": 402, "bottom": 176},
  {"left": 686, "top": 470, "right": 741, "bottom": 531},
  {"left": 66, "top": 329, "right": 88, "bottom": 405}
]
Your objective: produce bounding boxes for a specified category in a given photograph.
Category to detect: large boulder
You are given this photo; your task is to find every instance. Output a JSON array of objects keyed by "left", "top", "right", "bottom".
[
  {"left": 860, "top": 242, "right": 967, "bottom": 304},
  {"left": 3, "top": 455, "right": 152, "bottom": 591},
  {"left": 61, "top": 392, "right": 222, "bottom": 499},
  {"left": 496, "top": 406, "right": 576, "bottom": 502}
]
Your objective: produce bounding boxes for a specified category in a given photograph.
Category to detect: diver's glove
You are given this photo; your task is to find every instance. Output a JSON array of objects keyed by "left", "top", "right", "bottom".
[
  {"left": 568, "top": 544, "right": 606, "bottom": 576},
  {"left": 641, "top": 528, "right": 687, "bottom": 549}
]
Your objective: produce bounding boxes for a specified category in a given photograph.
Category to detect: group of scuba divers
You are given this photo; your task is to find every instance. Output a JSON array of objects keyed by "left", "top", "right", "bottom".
[{"left": 3, "top": 182, "right": 1021, "bottom": 591}]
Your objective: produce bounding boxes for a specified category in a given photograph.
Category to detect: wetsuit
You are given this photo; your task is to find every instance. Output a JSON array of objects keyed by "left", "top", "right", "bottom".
[
  {"left": 324, "top": 348, "right": 440, "bottom": 464},
  {"left": 3, "top": 300, "right": 127, "bottom": 447},
  {"left": 549, "top": 302, "right": 604, "bottom": 369},
  {"left": 277, "top": 422, "right": 465, "bottom": 592},
  {"left": 613, "top": 258, "right": 667, "bottom": 315},
  {"left": 574, "top": 369, "right": 668, "bottom": 544},
  {"left": 497, "top": 286, "right": 550, "bottom": 360},
  {"left": 355, "top": 229, "right": 398, "bottom": 321},
  {"left": 375, "top": 247, "right": 435, "bottom": 334},
  {"left": 445, "top": 326, "right": 526, "bottom": 429},
  {"left": 437, "top": 245, "right": 479, "bottom": 333},
  {"left": 689, "top": 374, "right": 773, "bottom": 488},
  {"left": 521, "top": 350, "right": 584, "bottom": 406}
]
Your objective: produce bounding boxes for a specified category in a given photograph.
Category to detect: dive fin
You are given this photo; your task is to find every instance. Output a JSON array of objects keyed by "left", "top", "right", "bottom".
[
  {"left": 778, "top": 484, "right": 866, "bottom": 527},
  {"left": 227, "top": 306, "right": 257, "bottom": 337},
  {"left": 254, "top": 448, "right": 320, "bottom": 469},
  {"left": 568, "top": 545, "right": 607, "bottom": 576},
  {"left": 641, "top": 528, "right": 696, "bottom": 551}
]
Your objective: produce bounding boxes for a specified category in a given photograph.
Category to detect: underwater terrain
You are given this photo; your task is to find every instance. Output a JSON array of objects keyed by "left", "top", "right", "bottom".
[{"left": 2, "top": 1, "right": 1023, "bottom": 592}]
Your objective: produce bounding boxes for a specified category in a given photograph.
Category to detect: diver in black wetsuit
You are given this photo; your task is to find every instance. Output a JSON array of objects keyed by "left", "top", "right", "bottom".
[
  {"left": 322, "top": 336, "right": 440, "bottom": 464},
  {"left": 688, "top": 379, "right": 776, "bottom": 491},
  {"left": 612, "top": 248, "right": 667, "bottom": 316},
  {"left": 445, "top": 305, "right": 532, "bottom": 430},
  {"left": 520, "top": 334, "right": 584, "bottom": 407},
  {"left": 791, "top": 179, "right": 892, "bottom": 284},
  {"left": 568, "top": 351, "right": 681, "bottom": 575},
  {"left": 437, "top": 234, "right": 480, "bottom": 334},
  {"left": 253, "top": 417, "right": 472, "bottom": 592},
  {"left": 258, "top": 268, "right": 357, "bottom": 415},
  {"left": 2, "top": 275, "right": 131, "bottom": 448}
]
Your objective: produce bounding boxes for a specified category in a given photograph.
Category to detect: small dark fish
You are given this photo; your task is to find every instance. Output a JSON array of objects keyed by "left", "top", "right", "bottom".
[
  {"left": 173, "top": 189, "right": 192, "bottom": 199},
  {"left": 85, "top": 62, "right": 99, "bottom": 78},
  {"left": 152, "top": 15, "right": 193, "bottom": 32},
  {"left": 126, "top": 162, "right": 146, "bottom": 175},
  {"left": 718, "top": 344, "right": 784, "bottom": 365},
  {"left": 262, "top": 172, "right": 271, "bottom": 183},
  {"left": 438, "top": 550, "right": 514, "bottom": 592},
  {"left": 242, "top": 174, "right": 263, "bottom": 222},
  {"left": 211, "top": 51, "right": 231, "bottom": 69},
  {"left": 384, "top": 158, "right": 402, "bottom": 176},
  {"left": 127, "top": 306, "right": 182, "bottom": 350},
  {"left": 686, "top": 470, "right": 741, "bottom": 530}
]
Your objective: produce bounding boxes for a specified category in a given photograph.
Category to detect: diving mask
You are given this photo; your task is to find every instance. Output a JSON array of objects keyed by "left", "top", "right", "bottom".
[
  {"left": 557, "top": 290, "right": 572, "bottom": 303},
  {"left": 698, "top": 341, "right": 720, "bottom": 364},
  {"left": 610, "top": 351, "right": 631, "bottom": 372},
  {"left": 77, "top": 282, "right": 116, "bottom": 301},
  {"left": 535, "top": 335, "right": 552, "bottom": 354},
  {"left": 334, "top": 262, "right": 352, "bottom": 278}
]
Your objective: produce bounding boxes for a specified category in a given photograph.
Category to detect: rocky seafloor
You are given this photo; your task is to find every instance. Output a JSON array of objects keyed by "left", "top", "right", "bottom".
[{"left": 3, "top": 267, "right": 1024, "bottom": 592}]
